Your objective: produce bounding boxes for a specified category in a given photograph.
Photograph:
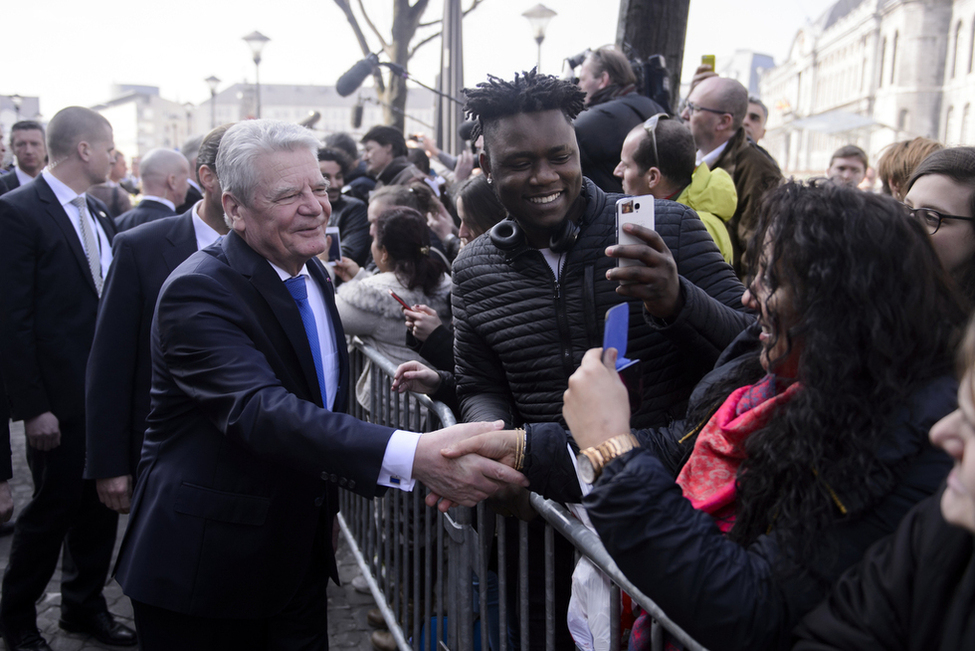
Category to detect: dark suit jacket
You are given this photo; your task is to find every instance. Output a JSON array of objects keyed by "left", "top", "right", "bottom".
[
  {"left": 115, "top": 231, "right": 395, "bottom": 619},
  {"left": 0, "top": 170, "right": 21, "bottom": 195},
  {"left": 175, "top": 182, "right": 203, "bottom": 215},
  {"left": 115, "top": 198, "right": 176, "bottom": 232},
  {"left": 329, "top": 195, "right": 370, "bottom": 266},
  {"left": 0, "top": 176, "right": 116, "bottom": 426},
  {"left": 85, "top": 212, "right": 198, "bottom": 481}
]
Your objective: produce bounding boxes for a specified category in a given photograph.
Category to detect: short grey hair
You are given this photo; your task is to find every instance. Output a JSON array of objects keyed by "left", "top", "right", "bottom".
[{"left": 216, "top": 120, "right": 321, "bottom": 207}]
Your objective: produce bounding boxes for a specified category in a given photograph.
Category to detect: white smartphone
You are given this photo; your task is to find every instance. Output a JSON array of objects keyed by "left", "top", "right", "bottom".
[{"left": 616, "top": 195, "right": 655, "bottom": 271}]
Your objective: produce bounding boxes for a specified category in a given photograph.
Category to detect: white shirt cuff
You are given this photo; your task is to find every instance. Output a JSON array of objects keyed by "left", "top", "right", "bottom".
[{"left": 377, "top": 429, "right": 421, "bottom": 491}]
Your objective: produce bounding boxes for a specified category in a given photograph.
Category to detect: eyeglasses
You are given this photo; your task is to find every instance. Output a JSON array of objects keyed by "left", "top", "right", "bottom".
[
  {"left": 642, "top": 113, "right": 670, "bottom": 168},
  {"left": 681, "top": 100, "right": 730, "bottom": 117},
  {"left": 903, "top": 204, "right": 975, "bottom": 234}
]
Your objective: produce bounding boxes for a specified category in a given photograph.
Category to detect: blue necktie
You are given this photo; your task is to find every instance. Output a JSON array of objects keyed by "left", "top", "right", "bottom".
[{"left": 284, "top": 276, "right": 328, "bottom": 408}]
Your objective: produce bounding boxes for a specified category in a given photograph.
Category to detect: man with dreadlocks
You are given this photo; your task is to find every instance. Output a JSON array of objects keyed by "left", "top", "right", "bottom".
[{"left": 450, "top": 70, "right": 752, "bottom": 648}]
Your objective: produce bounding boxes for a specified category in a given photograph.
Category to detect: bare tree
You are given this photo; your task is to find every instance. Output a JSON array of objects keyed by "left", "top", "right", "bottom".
[
  {"left": 333, "top": 0, "right": 485, "bottom": 131},
  {"left": 617, "top": 0, "right": 691, "bottom": 112}
]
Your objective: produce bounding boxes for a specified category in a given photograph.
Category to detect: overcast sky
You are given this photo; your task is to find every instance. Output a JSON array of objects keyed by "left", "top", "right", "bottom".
[{"left": 4, "top": 0, "right": 837, "bottom": 121}]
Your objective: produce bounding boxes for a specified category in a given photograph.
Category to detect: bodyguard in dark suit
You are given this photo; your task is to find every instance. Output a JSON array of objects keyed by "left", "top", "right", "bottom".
[
  {"left": 85, "top": 124, "right": 231, "bottom": 513},
  {"left": 114, "top": 147, "right": 189, "bottom": 232},
  {"left": 0, "top": 107, "right": 136, "bottom": 651},
  {"left": 0, "top": 170, "right": 20, "bottom": 195},
  {"left": 114, "top": 120, "right": 526, "bottom": 650},
  {"left": 0, "top": 121, "right": 47, "bottom": 197}
]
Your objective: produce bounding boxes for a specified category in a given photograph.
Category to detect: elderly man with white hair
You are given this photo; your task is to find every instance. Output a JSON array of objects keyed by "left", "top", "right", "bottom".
[
  {"left": 115, "top": 147, "right": 190, "bottom": 231},
  {"left": 113, "top": 119, "right": 526, "bottom": 651}
]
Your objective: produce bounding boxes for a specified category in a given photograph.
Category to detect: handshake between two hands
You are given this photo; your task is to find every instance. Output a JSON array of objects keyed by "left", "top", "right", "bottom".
[{"left": 413, "top": 347, "right": 632, "bottom": 512}]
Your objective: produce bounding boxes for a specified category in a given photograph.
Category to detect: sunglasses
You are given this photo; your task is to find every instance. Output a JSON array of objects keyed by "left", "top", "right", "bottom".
[{"left": 642, "top": 113, "right": 671, "bottom": 168}]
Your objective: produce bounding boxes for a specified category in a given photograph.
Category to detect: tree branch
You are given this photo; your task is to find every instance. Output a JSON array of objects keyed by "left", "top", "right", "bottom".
[
  {"left": 409, "top": 30, "right": 442, "bottom": 59},
  {"left": 333, "top": 0, "right": 385, "bottom": 92},
  {"left": 357, "top": 0, "right": 390, "bottom": 51},
  {"left": 462, "top": 0, "right": 486, "bottom": 18}
]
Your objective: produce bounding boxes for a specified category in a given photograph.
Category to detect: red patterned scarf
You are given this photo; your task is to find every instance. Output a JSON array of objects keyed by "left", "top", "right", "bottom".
[{"left": 627, "top": 375, "right": 801, "bottom": 651}]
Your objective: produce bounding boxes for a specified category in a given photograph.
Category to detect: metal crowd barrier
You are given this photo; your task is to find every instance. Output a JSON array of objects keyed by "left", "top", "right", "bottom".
[{"left": 338, "top": 338, "right": 708, "bottom": 651}]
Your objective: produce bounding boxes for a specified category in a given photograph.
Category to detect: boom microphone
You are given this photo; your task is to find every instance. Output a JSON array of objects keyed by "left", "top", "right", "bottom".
[{"left": 337, "top": 54, "right": 379, "bottom": 97}]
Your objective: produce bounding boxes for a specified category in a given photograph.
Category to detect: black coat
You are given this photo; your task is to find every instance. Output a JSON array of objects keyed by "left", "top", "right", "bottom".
[
  {"left": 115, "top": 232, "right": 394, "bottom": 619},
  {"left": 452, "top": 178, "right": 752, "bottom": 429},
  {"left": 793, "top": 489, "right": 975, "bottom": 651},
  {"left": 115, "top": 198, "right": 176, "bottom": 232},
  {"left": 574, "top": 93, "right": 665, "bottom": 194},
  {"left": 84, "top": 212, "right": 198, "bottom": 480},
  {"left": 329, "top": 194, "right": 370, "bottom": 266},
  {"left": 583, "top": 370, "right": 955, "bottom": 651}
]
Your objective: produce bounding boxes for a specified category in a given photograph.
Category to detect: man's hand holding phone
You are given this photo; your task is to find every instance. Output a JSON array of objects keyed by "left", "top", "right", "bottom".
[{"left": 608, "top": 201, "right": 683, "bottom": 321}]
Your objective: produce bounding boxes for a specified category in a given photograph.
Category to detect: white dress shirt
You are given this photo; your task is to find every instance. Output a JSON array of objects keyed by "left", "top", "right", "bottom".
[
  {"left": 697, "top": 140, "right": 729, "bottom": 168},
  {"left": 41, "top": 170, "right": 112, "bottom": 277},
  {"left": 190, "top": 203, "right": 222, "bottom": 251},
  {"left": 267, "top": 260, "right": 420, "bottom": 491},
  {"left": 14, "top": 166, "right": 36, "bottom": 188}
]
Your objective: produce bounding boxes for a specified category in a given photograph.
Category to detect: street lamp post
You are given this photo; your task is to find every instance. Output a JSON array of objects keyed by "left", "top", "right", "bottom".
[
  {"left": 242, "top": 31, "right": 271, "bottom": 118},
  {"left": 205, "top": 75, "right": 221, "bottom": 129},
  {"left": 522, "top": 4, "right": 557, "bottom": 73},
  {"left": 10, "top": 94, "right": 23, "bottom": 121}
]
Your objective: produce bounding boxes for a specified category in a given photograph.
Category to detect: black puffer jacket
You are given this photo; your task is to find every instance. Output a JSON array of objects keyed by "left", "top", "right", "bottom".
[{"left": 451, "top": 178, "right": 752, "bottom": 429}]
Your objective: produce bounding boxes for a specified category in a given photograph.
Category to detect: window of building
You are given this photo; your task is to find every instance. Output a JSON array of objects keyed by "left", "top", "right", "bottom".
[
  {"left": 891, "top": 31, "right": 898, "bottom": 85},
  {"left": 898, "top": 108, "right": 909, "bottom": 132},
  {"left": 946, "top": 105, "right": 955, "bottom": 143},
  {"left": 879, "top": 37, "right": 887, "bottom": 87},
  {"left": 969, "top": 18, "right": 975, "bottom": 73},
  {"left": 952, "top": 21, "right": 963, "bottom": 79},
  {"left": 963, "top": 104, "right": 971, "bottom": 144}
]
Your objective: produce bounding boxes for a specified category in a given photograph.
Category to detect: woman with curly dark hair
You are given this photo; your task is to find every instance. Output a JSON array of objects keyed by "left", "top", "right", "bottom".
[{"left": 444, "top": 180, "right": 966, "bottom": 651}]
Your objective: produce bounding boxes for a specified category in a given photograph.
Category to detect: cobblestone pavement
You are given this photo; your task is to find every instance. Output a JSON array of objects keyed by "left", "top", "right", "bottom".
[{"left": 1, "top": 420, "right": 379, "bottom": 650}]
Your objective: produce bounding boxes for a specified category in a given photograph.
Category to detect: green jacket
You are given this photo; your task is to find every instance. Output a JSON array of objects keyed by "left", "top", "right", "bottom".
[{"left": 677, "top": 163, "right": 737, "bottom": 264}]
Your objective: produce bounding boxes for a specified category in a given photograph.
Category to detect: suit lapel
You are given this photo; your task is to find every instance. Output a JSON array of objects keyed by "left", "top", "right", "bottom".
[
  {"left": 35, "top": 177, "right": 99, "bottom": 296},
  {"left": 224, "top": 232, "right": 324, "bottom": 407},
  {"left": 163, "top": 212, "right": 200, "bottom": 272}
]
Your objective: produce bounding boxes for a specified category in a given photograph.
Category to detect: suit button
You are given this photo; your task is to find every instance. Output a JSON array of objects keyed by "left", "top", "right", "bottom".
[
  {"left": 314, "top": 497, "right": 323, "bottom": 507},
  {"left": 330, "top": 474, "right": 338, "bottom": 483},
  {"left": 321, "top": 471, "right": 328, "bottom": 481},
  {"left": 338, "top": 478, "right": 347, "bottom": 487},
  {"left": 348, "top": 480, "right": 355, "bottom": 489}
]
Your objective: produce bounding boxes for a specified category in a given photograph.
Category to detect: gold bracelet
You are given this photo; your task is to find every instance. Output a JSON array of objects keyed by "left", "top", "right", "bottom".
[{"left": 513, "top": 428, "right": 526, "bottom": 471}]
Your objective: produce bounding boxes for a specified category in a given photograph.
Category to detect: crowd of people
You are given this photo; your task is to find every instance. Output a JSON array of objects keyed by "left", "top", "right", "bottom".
[{"left": 0, "top": 43, "right": 974, "bottom": 651}]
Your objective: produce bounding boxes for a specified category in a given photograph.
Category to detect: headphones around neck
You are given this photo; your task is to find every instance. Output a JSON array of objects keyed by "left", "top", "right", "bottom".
[{"left": 489, "top": 215, "right": 580, "bottom": 253}]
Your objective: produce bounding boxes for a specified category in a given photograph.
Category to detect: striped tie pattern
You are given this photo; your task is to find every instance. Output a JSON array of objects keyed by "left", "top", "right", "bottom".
[{"left": 70, "top": 196, "right": 104, "bottom": 297}]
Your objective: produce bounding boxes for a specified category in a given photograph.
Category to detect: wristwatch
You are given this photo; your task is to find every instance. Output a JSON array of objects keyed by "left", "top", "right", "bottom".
[{"left": 577, "top": 433, "right": 640, "bottom": 484}]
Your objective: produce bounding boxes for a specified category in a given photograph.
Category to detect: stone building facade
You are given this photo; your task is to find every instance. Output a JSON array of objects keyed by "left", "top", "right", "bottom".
[{"left": 760, "top": 0, "right": 974, "bottom": 175}]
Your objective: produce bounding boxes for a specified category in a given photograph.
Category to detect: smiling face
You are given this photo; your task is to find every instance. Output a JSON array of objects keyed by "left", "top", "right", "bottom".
[
  {"left": 741, "top": 235, "right": 801, "bottom": 376},
  {"left": 319, "top": 159, "right": 344, "bottom": 204},
  {"left": 905, "top": 173, "right": 975, "bottom": 276},
  {"left": 481, "top": 109, "right": 583, "bottom": 249},
  {"left": 930, "top": 369, "right": 975, "bottom": 533},
  {"left": 225, "top": 148, "right": 331, "bottom": 276}
]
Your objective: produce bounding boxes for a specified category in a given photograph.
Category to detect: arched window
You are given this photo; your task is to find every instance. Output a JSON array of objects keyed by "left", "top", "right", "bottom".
[
  {"left": 891, "top": 31, "right": 899, "bottom": 84},
  {"left": 969, "top": 18, "right": 975, "bottom": 73},
  {"left": 952, "top": 21, "right": 963, "bottom": 79},
  {"left": 898, "top": 108, "right": 909, "bottom": 132},
  {"left": 963, "top": 104, "right": 971, "bottom": 144},
  {"left": 946, "top": 105, "right": 956, "bottom": 144},
  {"left": 879, "top": 37, "right": 887, "bottom": 87}
]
